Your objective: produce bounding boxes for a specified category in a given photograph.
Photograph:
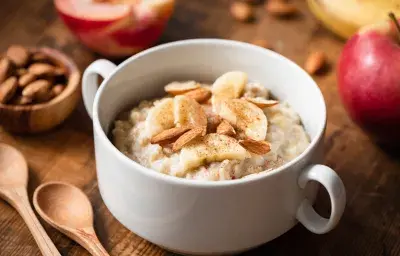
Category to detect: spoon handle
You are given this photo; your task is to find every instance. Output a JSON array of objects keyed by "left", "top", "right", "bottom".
[
  {"left": 1, "top": 187, "right": 61, "bottom": 256},
  {"left": 74, "top": 227, "right": 110, "bottom": 256}
]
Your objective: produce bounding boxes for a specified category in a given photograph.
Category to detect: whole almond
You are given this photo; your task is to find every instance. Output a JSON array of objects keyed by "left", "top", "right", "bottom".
[
  {"left": 18, "top": 73, "right": 36, "bottom": 87},
  {"left": 184, "top": 87, "right": 212, "bottom": 103},
  {"left": 305, "top": 51, "right": 326, "bottom": 75},
  {"left": 266, "top": 0, "right": 298, "bottom": 17},
  {"left": 0, "top": 77, "right": 18, "bottom": 104},
  {"left": 51, "top": 84, "right": 65, "bottom": 97},
  {"left": 239, "top": 139, "right": 271, "bottom": 155},
  {"left": 165, "top": 81, "right": 200, "bottom": 95},
  {"left": 6, "top": 45, "right": 30, "bottom": 67},
  {"left": 28, "top": 63, "right": 55, "bottom": 76},
  {"left": 22, "top": 79, "right": 51, "bottom": 99},
  {"left": 251, "top": 39, "right": 273, "bottom": 49},
  {"left": 173, "top": 127, "right": 204, "bottom": 151},
  {"left": 31, "top": 52, "right": 49, "bottom": 62},
  {"left": 230, "top": 2, "right": 254, "bottom": 22},
  {"left": 0, "top": 58, "right": 11, "bottom": 84},
  {"left": 12, "top": 95, "right": 33, "bottom": 105},
  {"left": 217, "top": 120, "right": 236, "bottom": 137},
  {"left": 151, "top": 126, "right": 191, "bottom": 144}
]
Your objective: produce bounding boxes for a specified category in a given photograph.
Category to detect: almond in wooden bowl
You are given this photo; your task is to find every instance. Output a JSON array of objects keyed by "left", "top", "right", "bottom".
[{"left": 0, "top": 46, "right": 80, "bottom": 134}]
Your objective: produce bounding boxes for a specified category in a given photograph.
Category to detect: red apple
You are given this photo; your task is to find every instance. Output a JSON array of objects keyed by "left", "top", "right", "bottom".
[
  {"left": 54, "top": 0, "right": 175, "bottom": 57},
  {"left": 337, "top": 14, "right": 400, "bottom": 144}
]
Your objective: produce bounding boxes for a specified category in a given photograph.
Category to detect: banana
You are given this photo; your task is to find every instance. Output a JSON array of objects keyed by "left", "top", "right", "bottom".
[
  {"left": 145, "top": 98, "right": 175, "bottom": 137},
  {"left": 180, "top": 133, "right": 250, "bottom": 172},
  {"left": 211, "top": 71, "right": 247, "bottom": 112},
  {"left": 218, "top": 99, "right": 268, "bottom": 141},
  {"left": 174, "top": 95, "right": 207, "bottom": 132}
]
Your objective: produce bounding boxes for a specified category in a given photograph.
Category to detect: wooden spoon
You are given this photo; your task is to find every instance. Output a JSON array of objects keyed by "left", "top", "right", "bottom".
[
  {"left": 0, "top": 143, "right": 61, "bottom": 256},
  {"left": 33, "top": 181, "right": 109, "bottom": 256}
]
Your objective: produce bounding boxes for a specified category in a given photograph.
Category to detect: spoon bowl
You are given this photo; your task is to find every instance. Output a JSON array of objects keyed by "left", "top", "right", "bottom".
[
  {"left": 33, "top": 182, "right": 109, "bottom": 256},
  {"left": 0, "top": 143, "right": 28, "bottom": 188},
  {"left": 34, "top": 182, "right": 93, "bottom": 229}
]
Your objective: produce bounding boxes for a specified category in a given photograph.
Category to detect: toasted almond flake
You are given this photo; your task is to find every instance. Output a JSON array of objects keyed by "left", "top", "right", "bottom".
[
  {"left": 172, "top": 127, "right": 204, "bottom": 152},
  {"left": 150, "top": 126, "right": 191, "bottom": 144},
  {"left": 305, "top": 51, "right": 326, "bottom": 75},
  {"left": 165, "top": 81, "right": 200, "bottom": 95},
  {"left": 239, "top": 139, "right": 271, "bottom": 155},
  {"left": 217, "top": 120, "right": 236, "bottom": 137},
  {"left": 184, "top": 87, "right": 212, "bottom": 103},
  {"left": 244, "top": 97, "right": 279, "bottom": 108}
]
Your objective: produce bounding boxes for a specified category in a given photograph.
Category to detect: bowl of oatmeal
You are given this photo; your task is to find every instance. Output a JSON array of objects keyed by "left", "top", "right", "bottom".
[{"left": 82, "top": 39, "right": 346, "bottom": 255}]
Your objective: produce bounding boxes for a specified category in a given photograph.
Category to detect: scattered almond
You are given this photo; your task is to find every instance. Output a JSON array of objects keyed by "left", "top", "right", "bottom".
[
  {"left": 51, "top": 84, "right": 65, "bottom": 97},
  {"left": 207, "top": 114, "right": 222, "bottom": 133},
  {"left": 165, "top": 81, "right": 200, "bottom": 95},
  {"left": 239, "top": 139, "right": 271, "bottom": 155},
  {"left": 266, "top": 0, "right": 298, "bottom": 17},
  {"left": 304, "top": 51, "right": 326, "bottom": 75},
  {"left": 230, "top": 2, "right": 254, "bottom": 22},
  {"left": 217, "top": 120, "right": 236, "bottom": 137},
  {"left": 0, "top": 77, "right": 18, "bottom": 104},
  {"left": 6, "top": 45, "right": 30, "bottom": 67},
  {"left": 184, "top": 87, "right": 212, "bottom": 103},
  {"left": 172, "top": 127, "right": 204, "bottom": 151},
  {"left": 28, "top": 63, "right": 55, "bottom": 76},
  {"left": 12, "top": 95, "right": 32, "bottom": 105},
  {"left": 251, "top": 39, "right": 272, "bottom": 49},
  {"left": 22, "top": 79, "right": 51, "bottom": 99},
  {"left": 244, "top": 97, "right": 279, "bottom": 108},
  {"left": 18, "top": 73, "right": 36, "bottom": 87},
  {"left": 151, "top": 126, "right": 191, "bottom": 144},
  {"left": 0, "top": 58, "right": 11, "bottom": 84}
]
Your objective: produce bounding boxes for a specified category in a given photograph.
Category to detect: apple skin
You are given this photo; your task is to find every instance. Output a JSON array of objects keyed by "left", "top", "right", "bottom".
[{"left": 338, "top": 19, "right": 400, "bottom": 144}]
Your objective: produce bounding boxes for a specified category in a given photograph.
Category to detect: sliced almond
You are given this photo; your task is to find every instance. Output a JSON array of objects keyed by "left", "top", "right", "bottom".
[
  {"left": 18, "top": 73, "right": 36, "bottom": 87},
  {"left": 184, "top": 87, "right": 212, "bottom": 103},
  {"left": 239, "top": 139, "right": 271, "bottom": 155},
  {"left": 172, "top": 127, "right": 204, "bottom": 152},
  {"left": 244, "top": 97, "right": 279, "bottom": 108},
  {"left": 22, "top": 79, "right": 51, "bottom": 99},
  {"left": 51, "top": 84, "right": 65, "bottom": 97},
  {"left": 217, "top": 120, "right": 236, "bottom": 137},
  {"left": 6, "top": 45, "right": 30, "bottom": 67},
  {"left": 305, "top": 51, "right": 326, "bottom": 75},
  {"left": 12, "top": 95, "right": 32, "bottom": 105},
  {"left": 150, "top": 126, "right": 191, "bottom": 144},
  {"left": 28, "top": 63, "right": 55, "bottom": 76},
  {"left": 265, "top": 0, "right": 298, "bottom": 17},
  {"left": 165, "top": 81, "right": 200, "bottom": 95},
  {"left": 0, "top": 58, "right": 11, "bottom": 84},
  {"left": 0, "top": 77, "right": 18, "bottom": 104},
  {"left": 230, "top": 2, "right": 254, "bottom": 22}
]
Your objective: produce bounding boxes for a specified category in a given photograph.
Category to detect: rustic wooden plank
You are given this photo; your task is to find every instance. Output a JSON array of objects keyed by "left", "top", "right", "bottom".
[{"left": 1, "top": 0, "right": 400, "bottom": 255}]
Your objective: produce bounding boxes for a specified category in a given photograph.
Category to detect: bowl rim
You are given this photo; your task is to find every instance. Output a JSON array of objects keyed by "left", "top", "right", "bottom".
[
  {"left": 93, "top": 38, "right": 327, "bottom": 188},
  {"left": 0, "top": 47, "right": 81, "bottom": 111}
]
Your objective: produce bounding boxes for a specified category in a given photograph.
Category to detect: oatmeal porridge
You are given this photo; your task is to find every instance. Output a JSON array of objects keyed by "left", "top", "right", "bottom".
[{"left": 112, "top": 71, "right": 310, "bottom": 181}]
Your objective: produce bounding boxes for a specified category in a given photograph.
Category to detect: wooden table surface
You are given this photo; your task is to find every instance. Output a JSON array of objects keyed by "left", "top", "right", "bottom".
[{"left": 1, "top": 0, "right": 400, "bottom": 255}]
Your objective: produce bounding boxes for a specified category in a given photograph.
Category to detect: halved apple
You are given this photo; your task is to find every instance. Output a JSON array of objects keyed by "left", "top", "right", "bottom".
[{"left": 55, "top": 0, "right": 175, "bottom": 57}]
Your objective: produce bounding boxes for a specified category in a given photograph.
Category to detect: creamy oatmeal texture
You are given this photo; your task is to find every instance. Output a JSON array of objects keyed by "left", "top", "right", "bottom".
[{"left": 112, "top": 71, "right": 310, "bottom": 181}]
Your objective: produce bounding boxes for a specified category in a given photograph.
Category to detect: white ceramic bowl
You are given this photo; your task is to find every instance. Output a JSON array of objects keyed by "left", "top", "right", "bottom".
[{"left": 82, "top": 39, "right": 346, "bottom": 255}]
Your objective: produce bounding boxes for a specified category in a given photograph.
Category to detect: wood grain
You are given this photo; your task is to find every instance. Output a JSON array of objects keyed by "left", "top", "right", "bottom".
[{"left": 1, "top": 0, "right": 400, "bottom": 256}]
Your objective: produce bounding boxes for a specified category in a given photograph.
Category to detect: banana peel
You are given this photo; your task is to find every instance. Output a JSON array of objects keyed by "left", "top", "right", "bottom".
[{"left": 307, "top": 0, "right": 400, "bottom": 39}]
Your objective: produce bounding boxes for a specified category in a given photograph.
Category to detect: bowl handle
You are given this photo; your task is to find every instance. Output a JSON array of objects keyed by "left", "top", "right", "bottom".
[
  {"left": 296, "top": 164, "right": 346, "bottom": 234},
  {"left": 82, "top": 59, "right": 117, "bottom": 119}
]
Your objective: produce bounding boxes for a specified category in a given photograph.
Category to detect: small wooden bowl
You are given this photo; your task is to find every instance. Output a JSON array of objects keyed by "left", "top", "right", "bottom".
[{"left": 0, "top": 47, "right": 81, "bottom": 134}]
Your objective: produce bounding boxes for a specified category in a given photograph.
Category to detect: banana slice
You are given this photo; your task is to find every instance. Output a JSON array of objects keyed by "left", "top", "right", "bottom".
[
  {"left": 174, "top": 95, "right": 207, "bottom": 133},
  {"left": 145, "top": 98, "right": 175, "bottom": 137},
  {"left": 180, "top": 133, "right": 250, "bottom": 172},
  {"left": 218, "top": 99, "right": 268, "bottom": 141}
]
